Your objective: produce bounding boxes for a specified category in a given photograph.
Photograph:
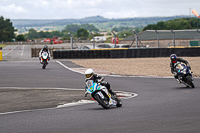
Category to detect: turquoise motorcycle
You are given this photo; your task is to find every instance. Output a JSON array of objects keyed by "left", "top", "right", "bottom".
[{"left": 85, "top": 80, "right": 122, "bottom": 109}]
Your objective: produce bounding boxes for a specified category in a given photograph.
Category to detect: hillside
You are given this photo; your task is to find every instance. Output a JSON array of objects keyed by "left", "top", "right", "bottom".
[{"left": 11, "top": 15, "right": 190, "bottom": 33}]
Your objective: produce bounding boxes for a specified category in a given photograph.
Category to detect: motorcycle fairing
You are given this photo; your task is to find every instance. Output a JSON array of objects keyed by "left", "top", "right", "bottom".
[{"left": 86, "top": 80, "right": 117, "bottom": 106}]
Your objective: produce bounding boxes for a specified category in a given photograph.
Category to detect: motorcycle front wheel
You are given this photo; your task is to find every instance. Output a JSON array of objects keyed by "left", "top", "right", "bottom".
[
  {"left": 42, "top": 64, "right": 46, "bottom": 69},
  {"left": 186, "top": 76, "right": 195, "bottom": 88},
  {"left": 94, "top": 94, "right": 110, "bottom": 109},
  {"left": 42, "top": 61, "right": 47, "bottom": 69}
]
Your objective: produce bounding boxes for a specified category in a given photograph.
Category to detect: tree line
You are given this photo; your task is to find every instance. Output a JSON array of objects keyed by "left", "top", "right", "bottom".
[
  {"left": 1, "top": 15, "right": 200, "bottom": 42},
  {"left": 143, "top": 18, "right": 200, "bottom": 31},
  {"left": 0, "top": 16, "right": 15, "bottom": 42},
  {"left": 21, "top": 24, "right": 138, "bottom": 41}
]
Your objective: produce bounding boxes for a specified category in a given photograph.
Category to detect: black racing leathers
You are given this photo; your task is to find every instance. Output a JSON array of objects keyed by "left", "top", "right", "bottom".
[
  {"left": 85, "top": 74, "right": 115, "bottom": 95},
  {"left": 170, "top": 58, "right": 190, "bottom": 74},
  {"left": 170, "top": 58, "right": 190, "bottom": 79}
]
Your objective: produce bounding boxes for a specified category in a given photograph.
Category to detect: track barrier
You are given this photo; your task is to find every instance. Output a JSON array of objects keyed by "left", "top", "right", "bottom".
[
  {"left": 52, "top": 47, "right": 200, "bottom": 59},
  {"left": 0, "top": 47, "right": 2, "bottom": 61}
]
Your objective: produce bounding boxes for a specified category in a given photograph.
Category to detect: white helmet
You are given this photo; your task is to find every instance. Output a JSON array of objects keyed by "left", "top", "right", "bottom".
[{"left": 85, "top": 68, "right": 94, "bottom": 79}]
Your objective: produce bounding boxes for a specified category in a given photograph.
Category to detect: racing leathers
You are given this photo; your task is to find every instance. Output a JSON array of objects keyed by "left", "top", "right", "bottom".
[
  {"left": 85, "top": 74, "right": 116, "bottom": 97},
  {"left": 39, "top": 48, "right": 51, "bottom": 61},
  {"left": 170, "top": 58, "right": 191, "bottom": 79}
]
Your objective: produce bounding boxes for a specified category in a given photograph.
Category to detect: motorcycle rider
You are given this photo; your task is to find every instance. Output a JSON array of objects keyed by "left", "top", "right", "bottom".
[
  {"left": 170, "top": 54, "right": 191, "bottom": 83},
  {"left": 84, "top": 68, "right": 118, "bottom": 99},
  {"left": 39, "top": 45, "right": 51, "bottom": 62}
]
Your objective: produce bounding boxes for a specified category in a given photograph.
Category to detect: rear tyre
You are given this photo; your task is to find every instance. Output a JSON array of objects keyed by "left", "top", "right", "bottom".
[
  {"left": 94, "top": 94, "right": 110, "bottom": 109},
  {"left": 186, "top": 76, "right": 195, "bottom": 88},
  {"left": 116, "top": 98, "right": 122, "bottom": 107}
]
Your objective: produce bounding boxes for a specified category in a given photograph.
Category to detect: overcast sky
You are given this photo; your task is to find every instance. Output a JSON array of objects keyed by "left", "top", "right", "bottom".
[{"left": 0, "top": 0, "right": 200, "bottom": 19}]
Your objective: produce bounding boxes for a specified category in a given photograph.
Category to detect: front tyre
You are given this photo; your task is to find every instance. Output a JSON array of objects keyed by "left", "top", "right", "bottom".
[
  {"left": 186, "top": 76, "right": 195, "bottom": 88},
  {"left": 42, "top": 60, "right": 47, "bottom": 69},
  {"left": 42, "top": 64, "right": 46, "bottom": 69},
  {"left": 94, "top": 94, "right": 110, "bottom": 109}
]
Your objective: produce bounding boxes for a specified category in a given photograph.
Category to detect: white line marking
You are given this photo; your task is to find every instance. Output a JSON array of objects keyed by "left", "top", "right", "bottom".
[
  {"left": 0, "top": 87, "right": 138, "bottom": 115},
  {"left": 56, "top": 60, "right": 175, "bottom": 79},
  {"left": 3, "top": 45, "right": 18, "bottom": 56},
  {"left": 21, "top": 45, "right": 25, "bottom": 56},
  {"left": 57, "top": 100, "right": 95, "bottom": 108},
  {"left": 0, "top": 87, "right": 84, "bottom": 91},
  {"left": 56, "top": 60, "right": 84, "bottom": 74}
]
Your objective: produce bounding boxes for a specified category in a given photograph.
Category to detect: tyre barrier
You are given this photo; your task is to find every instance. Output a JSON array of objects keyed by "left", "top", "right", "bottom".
[{"left": 53, "top": 47, "right": 200, "bottom": 59}]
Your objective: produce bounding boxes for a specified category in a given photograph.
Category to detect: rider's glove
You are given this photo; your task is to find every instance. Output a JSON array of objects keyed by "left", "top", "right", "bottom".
[
  {"left": 97, "top": 79, "right": 102, "bottom": 83},
  {"left": 84, "top": 87, "right": 88, "bottom": 97},
  {"left": 187, "top": 64, "right": 191, "bottom": 70},
  {"left": 174, "top": 72, "right": 177, "bottom": 77}
]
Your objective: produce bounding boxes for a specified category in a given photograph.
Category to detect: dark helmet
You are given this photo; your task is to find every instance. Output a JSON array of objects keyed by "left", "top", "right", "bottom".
[
  {"left": 44, "top": 45, "right": 48, "bottom": 49},
  {"left": 170, "top": 54, "right": 177, "bottom": 63},
  {"left": 43, "top": 45, "right": 48, "bottom": 51}
]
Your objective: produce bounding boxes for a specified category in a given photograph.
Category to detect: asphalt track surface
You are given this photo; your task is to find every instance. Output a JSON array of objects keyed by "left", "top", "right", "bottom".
[{"left": 0, "top": 45, "right": 200, "bottom": 133}]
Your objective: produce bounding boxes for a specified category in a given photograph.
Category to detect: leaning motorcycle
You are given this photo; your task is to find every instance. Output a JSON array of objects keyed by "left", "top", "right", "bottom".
[
  {"left": 174, "top": 62, "right": 195, "bottom": 88},
  {"left": 40, "top": 52, "right": 49, "bottom": 69},
  {"left": 85, "top": 80, "right": 122, "bottom": 109}
]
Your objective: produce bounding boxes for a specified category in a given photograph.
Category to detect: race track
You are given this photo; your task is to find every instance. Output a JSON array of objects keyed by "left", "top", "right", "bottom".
[{"left": 0, "top": 45, "right": 200, "bottom": 133}]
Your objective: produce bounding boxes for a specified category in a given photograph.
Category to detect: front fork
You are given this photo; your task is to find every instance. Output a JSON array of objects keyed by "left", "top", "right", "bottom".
[
  {"left": 101, "top": 88, "right": 116, "bottom": 105},
  {"left": 40, "top": 57, "right": 48, "bottom": 64}
]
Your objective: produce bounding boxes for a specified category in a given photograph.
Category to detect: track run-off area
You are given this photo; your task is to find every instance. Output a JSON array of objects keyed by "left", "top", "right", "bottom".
[{"left": 0, "top": 45, "right": 200, "bottom": 133}]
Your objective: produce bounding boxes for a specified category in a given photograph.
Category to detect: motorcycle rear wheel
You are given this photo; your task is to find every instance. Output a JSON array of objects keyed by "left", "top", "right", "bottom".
[
  {"left": 94, "top": 94, "right": 110, "bottom": 109},
  {"left": 116, "top": 98, "right": 122, "bottom": 107}
]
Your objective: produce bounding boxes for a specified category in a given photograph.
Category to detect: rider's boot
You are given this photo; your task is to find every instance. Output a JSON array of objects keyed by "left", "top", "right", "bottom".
[
  {"left": 109, "top": 89, "right": 119, "bottom": 101},
  {"left": 176, "top": 78, "right": 182, "bottom": 84}
]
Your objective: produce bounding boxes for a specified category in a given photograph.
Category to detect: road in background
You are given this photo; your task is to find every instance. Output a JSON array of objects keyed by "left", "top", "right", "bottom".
[{"left": 2, "top": 45, "right": 32, "bottom": 61}]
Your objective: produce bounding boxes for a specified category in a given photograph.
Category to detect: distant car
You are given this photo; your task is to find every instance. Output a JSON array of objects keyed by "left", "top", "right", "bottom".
[
  {"left": 77, "top": 45, "right": 101, "bottom": 50},
  {"left": 97, "top": 43, "right": 116, "bottom": 48},
  {"left": 97, "top": 43, "right": 131, "bottom": 48},
  {"left": 117, "top": 44, "right": 131, "bottom": 48}
]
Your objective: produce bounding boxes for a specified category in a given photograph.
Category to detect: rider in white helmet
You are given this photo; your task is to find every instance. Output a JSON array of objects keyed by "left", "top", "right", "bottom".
[
  {"left": 39, "top": 45, "right": 51, "bottom": 61},
  {"left": 84, "top": 68, "right": 117, "bottom": 99}
]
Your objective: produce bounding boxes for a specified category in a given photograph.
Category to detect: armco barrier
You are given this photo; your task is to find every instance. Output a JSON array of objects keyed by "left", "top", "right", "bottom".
[{"left": 53, "top": 47, "right": 200, "bottom": 59}]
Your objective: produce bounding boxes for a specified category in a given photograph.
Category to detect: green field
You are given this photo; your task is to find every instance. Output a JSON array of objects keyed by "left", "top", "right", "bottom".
[{"left": 0, "top": 45, "right": 7, "bottom": 48}]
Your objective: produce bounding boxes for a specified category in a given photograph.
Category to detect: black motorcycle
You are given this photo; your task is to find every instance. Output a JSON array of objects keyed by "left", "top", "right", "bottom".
[{"left": 174, "top": 62, "right": 195, "bottom": 88}]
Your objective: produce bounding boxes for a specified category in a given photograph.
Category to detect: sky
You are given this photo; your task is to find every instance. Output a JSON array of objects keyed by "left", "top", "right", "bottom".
[{"left": 0, "top": 0, "right": 200, "bottom": 19}]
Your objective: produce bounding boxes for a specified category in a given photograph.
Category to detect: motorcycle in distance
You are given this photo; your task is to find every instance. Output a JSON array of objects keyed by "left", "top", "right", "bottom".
[
  {"left": 85, "top": 80, "right": 122, "bottom": 109},
  {"left": 174, "top": 62, "right": 195, "bottom": 88},
  {"left": 40, "top": 52, "right": 49, "bottom": 69}
]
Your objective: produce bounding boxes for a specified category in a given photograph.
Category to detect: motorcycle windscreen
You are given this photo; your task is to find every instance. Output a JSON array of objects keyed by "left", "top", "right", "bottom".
[
  {"left": 176, "top": 63, "right": 184, "bottom": 70},
  {"left": 86, "top": 80, "right": 99, "bottom": 93},
  {"left": 42, "top": 52, "right": 48, "bottom": 59}
]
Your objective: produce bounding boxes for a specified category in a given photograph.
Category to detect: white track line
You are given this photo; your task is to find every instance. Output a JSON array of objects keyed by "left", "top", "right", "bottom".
[
  {"left": 21, "top": 45, "right": 25, "bottom": 56},
  {"left": 56, "top": 60, "right": 174, "bottom": 78},
  {"left": 3, "top": 45, "right": 17, "bottom": 56},
  {"left": 0, "top": 87, "right": 138, "bottom": 115},
  {"left": 56, "top": 60, "right": 84, "bottom": 74}
]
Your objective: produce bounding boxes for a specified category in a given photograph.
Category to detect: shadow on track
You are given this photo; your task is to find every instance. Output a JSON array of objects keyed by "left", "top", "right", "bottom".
[{"left": 173, "top": 86, "right": 195, "bottom": 90}]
